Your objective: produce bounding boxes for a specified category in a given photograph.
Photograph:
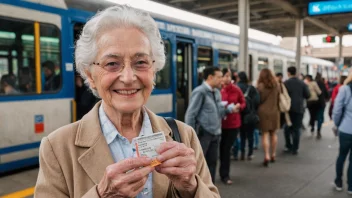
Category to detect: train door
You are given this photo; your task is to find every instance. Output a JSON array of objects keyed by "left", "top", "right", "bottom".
[
  {"left": 176, "top": 40, "right": 193, "bottom": 121},
  {"left": 71, "top": 22, "right": 97, "bottom": 121}
]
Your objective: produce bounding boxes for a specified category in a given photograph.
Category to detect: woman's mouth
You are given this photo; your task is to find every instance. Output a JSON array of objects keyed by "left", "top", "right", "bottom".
[{"left": 114, "top": 89, "right": 141, "bottom": 96}]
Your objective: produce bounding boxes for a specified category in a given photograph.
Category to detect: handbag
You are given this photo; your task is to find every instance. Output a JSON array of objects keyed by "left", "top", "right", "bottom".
[{"left": 278, "top": 83, "right": 291, "bottom": 113}]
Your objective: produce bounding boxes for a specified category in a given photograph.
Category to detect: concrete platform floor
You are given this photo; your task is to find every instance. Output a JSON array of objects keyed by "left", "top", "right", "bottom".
[
  {"left": 0, "top": 122, "right": 348, "bottom": 198},
  {"left": 217, "top": 122, "right": 347, "bottom": 198}
]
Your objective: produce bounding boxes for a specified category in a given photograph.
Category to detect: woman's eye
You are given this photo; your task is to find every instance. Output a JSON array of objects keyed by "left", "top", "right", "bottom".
[
  {"left": 136, "top": 60, "right": 147, "bottom": 65},
  {"left": 106, "top": 62, "right": 121, "bottom": 67}
]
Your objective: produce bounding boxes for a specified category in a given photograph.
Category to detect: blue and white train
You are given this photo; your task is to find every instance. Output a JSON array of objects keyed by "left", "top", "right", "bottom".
[{"left": 0, "top": 0, "right": 337, "bottom": 173}]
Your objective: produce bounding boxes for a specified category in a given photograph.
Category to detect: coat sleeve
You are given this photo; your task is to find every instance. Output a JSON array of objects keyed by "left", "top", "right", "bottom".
[
  {"left": 34, "top": 138, "right": 100, "bottom": 198},
  {"left": 170, "top": 125, "right": 220, "bottom": 198},
  {"left": 217, "top": 90, "right": 231, "bottom": 117},
  {"left": 313, "top": 82, "right": 322, "bottom": 95},
  {"left": 303, "top": 83, "right": 311, "bottom": 99},
  {"left": 333, "top": 86, "right": 346, "bottom": 126},
  {"left": 34, "top": 137, "right": 70, "bottom": 198},
  {"left": 185, "top": 90, "right": 204, "bottom": 130}
]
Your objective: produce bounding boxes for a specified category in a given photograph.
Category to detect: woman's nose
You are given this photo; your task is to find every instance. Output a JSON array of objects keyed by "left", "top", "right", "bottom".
[{"left": 119, "top": 65, "right": 136, "bottom": 84}]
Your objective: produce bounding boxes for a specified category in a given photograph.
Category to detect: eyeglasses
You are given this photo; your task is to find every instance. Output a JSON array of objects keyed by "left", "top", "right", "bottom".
[{"left": 92, "top": 53, "right": 155, "bottom": 73}]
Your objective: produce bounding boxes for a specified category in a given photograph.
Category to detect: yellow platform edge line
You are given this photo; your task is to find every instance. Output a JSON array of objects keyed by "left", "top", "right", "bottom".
[{"left": 0, "top": 187, "right": 35, "bottom": 198}]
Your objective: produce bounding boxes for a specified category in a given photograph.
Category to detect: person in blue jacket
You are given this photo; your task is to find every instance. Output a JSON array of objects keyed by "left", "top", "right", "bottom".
[{"left": 333, "top": 71, "right": 352, "bottom": 193}]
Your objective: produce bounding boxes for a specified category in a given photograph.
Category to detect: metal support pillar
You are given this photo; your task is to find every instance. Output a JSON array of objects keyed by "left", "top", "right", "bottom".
[
  {"left": 238, "top": 0, "right": 249, "bottom": 73},
  {"left": 337, "top": 34, "right": 343, "bottom": 70},
  {"left": 295, "top": 19, "right": 303, "bottom": 75}
]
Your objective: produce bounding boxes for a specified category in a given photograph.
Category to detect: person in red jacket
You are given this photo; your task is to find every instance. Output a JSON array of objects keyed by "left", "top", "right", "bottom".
[
  {"left": 330, "top": 76, "right": 347, "bottom": 119},
  {"left": 219, "top": 68, "right": 246, "bottom": 185}
]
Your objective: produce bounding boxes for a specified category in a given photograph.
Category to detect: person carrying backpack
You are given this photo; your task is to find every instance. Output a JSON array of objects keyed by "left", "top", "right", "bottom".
[
  {"left": 333, "top": 71, "right": 352, "bottom": 193},
  {"left": 236, "top": 71, "right": 260, "bottom": 160}
]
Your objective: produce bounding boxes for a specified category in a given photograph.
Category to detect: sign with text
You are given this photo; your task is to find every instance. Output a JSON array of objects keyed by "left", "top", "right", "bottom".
[
  {"left": 348, "top": 23, "right": 352, "bottom": 31},
  {"left": 308, "top": 0, "right": 352, "bottom": 16},
  {"left": 35, "top": 115, "right": 44, "bottom": 134}
]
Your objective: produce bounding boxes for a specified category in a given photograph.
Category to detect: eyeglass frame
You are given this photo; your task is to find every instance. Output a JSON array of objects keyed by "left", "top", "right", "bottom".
[{"left": 91, "top": 53, "right": 156, "bottom": 73}]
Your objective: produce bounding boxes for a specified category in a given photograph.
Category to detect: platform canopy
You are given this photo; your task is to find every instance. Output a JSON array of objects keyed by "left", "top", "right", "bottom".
[{"left": 151, "top": 0, "right": 352, "bottom": 37}]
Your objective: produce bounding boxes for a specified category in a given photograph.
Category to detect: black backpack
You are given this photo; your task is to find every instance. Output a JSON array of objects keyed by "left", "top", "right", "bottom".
[{"left": 242, "top": 86, "right": 259, "bottom": 125}]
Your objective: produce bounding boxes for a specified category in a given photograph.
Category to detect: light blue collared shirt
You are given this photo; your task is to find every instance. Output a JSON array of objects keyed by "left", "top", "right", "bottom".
[{"left": 99, "top": 104, "right": 153, "bottom": 198}]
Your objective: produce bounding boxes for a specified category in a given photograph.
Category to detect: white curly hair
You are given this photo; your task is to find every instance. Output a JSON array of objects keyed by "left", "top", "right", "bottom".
[{"left": 75, "top": 5, "right": 165, "bottom": 97}]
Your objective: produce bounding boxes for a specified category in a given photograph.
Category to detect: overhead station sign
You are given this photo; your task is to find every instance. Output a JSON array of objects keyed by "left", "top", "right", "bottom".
[
  {"left": 308, "top": 0, "right": 352, "bottom": 16},
  {"left": 348, "top": 23, "right": 352, "bottom": 31}
]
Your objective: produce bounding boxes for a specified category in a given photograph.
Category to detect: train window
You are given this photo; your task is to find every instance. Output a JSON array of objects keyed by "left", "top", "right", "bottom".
[
  {"left": 155, "top": 40, "right": 171, "bottom": 89},
  {"left": 273, "top": 59, "right": 283, "bottom": 74},
  {"left": 0, "top": 17, "right": 35, "bottom": 95},
  {"left": 287, "top": 61, "right": 296, "bottom": 68},
  {"left": 0, "top": 17, "right": 61, "bottom": 95},
  {"left": 197, "top": 46, "right": 212, "bottom": 85},
  {"left": 258, "top": 57, "right": 268, "bottom": 71},
  {"left": 219, "top": 51, "right": 237, "bottom": 71},
  {"left": 40, "top": 23, "right": 61, "bottom": 92}
]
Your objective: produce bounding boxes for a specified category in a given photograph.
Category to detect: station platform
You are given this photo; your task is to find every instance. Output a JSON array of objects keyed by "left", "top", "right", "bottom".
[{"left": 0, "top": 120, "right": 346, "bottom": 198}]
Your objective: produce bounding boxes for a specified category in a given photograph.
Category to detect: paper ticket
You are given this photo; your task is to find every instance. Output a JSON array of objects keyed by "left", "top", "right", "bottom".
[{"left": 133, "top": 132, "right": 166, "bottom": 167}]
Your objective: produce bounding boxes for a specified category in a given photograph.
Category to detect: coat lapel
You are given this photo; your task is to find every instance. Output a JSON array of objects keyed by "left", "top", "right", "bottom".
[{"left": 75, "top": 101, "right": 114, "bottom": 185}]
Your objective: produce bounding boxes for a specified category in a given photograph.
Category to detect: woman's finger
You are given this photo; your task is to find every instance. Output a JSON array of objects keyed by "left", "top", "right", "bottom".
[
  {"left": 118, "top": 177, "right": 148, "bottom": 198},
  {"left": 156, "top": 141, "right": 178, "bottom": 154},
  {"left": 124, "top": 165, "right": 154, "bottom": 184},
  {"left": 157, "top": 165, "right": 196, "bottom": 177},
  {"left": 159, "top": 155, "right": 195, "bottom": 168},
  {"left": 157, "top": 143, "right": 192, "bottom": 162},
  {"left": 106, "top": 157, "right": 152, "bottom": 178}
]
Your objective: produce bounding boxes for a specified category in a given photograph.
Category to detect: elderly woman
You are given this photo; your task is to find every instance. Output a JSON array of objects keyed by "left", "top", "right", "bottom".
[{"left": 35, "top": 5, "right": 219, "bottom": 198}]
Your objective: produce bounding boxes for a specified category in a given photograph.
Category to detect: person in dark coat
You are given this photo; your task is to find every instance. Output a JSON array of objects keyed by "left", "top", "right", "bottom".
[
  {"left": 315, "top": 73, "right": 330, "bottom": 139},
  {"left": 284, "top": 67, "right": 310, "bottom": 155},
  {"left": 236, "top": 71, "right": 260, "bottom": 160},
  {"left": 75, "top": 75, "right": 98, "bottom": 120}
]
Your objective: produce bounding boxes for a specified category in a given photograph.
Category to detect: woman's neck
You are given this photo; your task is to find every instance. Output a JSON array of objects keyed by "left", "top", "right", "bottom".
[{"left": 103, "top": 102, "right": 143, "bottom": 142}]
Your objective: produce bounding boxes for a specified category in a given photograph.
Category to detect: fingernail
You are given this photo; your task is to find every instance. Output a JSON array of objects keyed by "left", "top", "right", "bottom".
[{"left": 156, "top": 155, "right": 163, "bottom": 162}]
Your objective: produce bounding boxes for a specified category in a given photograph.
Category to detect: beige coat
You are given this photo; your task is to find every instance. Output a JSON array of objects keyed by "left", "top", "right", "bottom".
[
  {"left": 257, "top": 83, "right": 280, "bottom": 132},
  {"left": 34, "top": 101, "right": 219, "bottom": 198},
  {"left": 307, "top": 81, "right": 321, "bottom": 101}
]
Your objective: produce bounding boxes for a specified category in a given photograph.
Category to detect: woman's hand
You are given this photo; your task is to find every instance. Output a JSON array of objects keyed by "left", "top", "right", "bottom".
[
  {"left": 156, "top": 141, "right": 198, "bottom": 197},
  {"left": 97, "top": 157, "right": 154, "bottom": 198}
]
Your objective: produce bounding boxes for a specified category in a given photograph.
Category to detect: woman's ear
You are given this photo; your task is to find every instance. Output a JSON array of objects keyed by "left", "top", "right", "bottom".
[{"left": 85, "top": 69, "right": 96, "bottom": 89}]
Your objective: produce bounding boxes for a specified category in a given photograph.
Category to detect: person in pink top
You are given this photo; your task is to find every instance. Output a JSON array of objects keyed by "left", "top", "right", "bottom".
[{"left": 219, "top": 68, "right": 246, "bottom": 185}]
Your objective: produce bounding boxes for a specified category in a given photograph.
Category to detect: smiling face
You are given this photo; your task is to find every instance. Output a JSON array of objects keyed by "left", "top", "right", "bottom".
[{"left": 86, "top": 27, "right": 155, "bottom": 114}]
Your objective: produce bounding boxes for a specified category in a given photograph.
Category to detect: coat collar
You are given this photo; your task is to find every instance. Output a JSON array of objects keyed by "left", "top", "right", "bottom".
[{"left": 75, "top": 101, "right": 172, "bottom": 196}]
